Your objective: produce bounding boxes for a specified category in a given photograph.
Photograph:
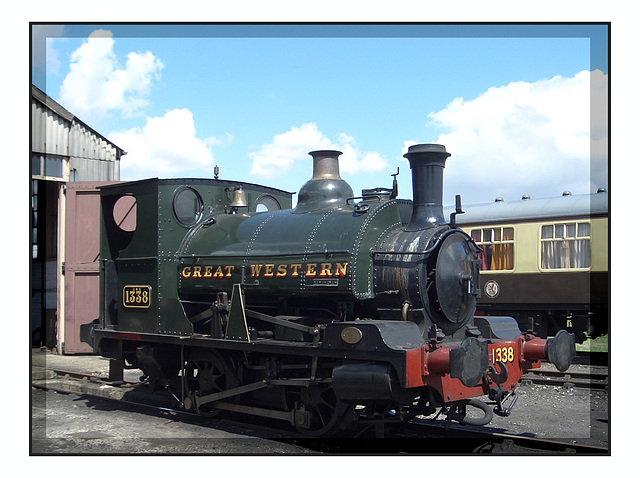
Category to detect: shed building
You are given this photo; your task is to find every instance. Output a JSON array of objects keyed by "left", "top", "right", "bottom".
[{"left": 31, "top": 84, "right": 126, "bottom": 353}]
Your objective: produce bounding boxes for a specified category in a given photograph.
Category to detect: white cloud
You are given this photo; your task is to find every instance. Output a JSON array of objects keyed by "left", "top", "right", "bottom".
[
  {"left": 427, "top": 70, "right": 608, "bottom": 203},
  {"left": 248, "top": 122, "right": 389, "bottom": 180},
  {"left": 204, "top": 132, "right": 234, "bottom": 147},
  {"left": 109, "top": 108, "right": 215, "bottom": 180},
  {"left": 58, "top": 29, "right": 164, "bottom": 121}
]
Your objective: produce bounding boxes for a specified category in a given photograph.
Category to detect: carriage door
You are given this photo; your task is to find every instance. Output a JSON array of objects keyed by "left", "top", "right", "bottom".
[{"left": 63, "top": 182, "right": 111, "bottom": 353}]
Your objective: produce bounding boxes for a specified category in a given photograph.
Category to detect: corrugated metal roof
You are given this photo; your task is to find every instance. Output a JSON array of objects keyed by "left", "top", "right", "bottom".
[
  {"left": 31, "top": 85, "right": 74, "bottom": 122},
  {"left": 31, "top": 84, "right": 126, "bottom": 181},
  {"left": 31, "top": 84, "right": 126, "bottom": 157},
  {"left": 444, "top": 191, "right": 609, "bottom": 225},
  {"left": 31, "top": 100, "right": 70, "bottom": 156}
]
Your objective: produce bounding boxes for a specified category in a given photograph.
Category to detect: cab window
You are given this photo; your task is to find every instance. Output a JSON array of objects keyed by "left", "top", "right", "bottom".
[
  {"left": 255, "top": 195, "right": 281, "bottom": 212},
  {"left": 173, "top": 187, "right": 204, "bottom": 227}
]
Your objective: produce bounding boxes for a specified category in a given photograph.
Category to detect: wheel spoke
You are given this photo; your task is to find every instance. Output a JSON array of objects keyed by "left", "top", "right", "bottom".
[
  {"left": 291, "top": 384, "right": 350, "bottom": 437},
  {"left": 317, "top": 391, "right": 336, "bottom": 409},
  {"left": 185, "top": 350, "right": 235, "bottom": 417}
]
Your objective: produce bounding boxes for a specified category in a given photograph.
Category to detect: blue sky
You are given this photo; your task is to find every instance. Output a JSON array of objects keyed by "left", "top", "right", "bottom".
[{"left": 32, "top": 23, "right": 609, "bottom": 205}]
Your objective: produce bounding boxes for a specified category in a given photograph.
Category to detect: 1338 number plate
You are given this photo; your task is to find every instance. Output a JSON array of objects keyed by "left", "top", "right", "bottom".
[
  {"left": 491, "top": 346, "right": 515, "bottom": 363},
  {"left": 123, "top": 285, "right": 151, "bottom": 308}
]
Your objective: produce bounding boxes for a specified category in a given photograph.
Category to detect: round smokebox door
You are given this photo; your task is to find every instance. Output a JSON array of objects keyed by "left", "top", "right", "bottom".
[{"left": 435, "top": 233, "right": 477, "bottom": 325}]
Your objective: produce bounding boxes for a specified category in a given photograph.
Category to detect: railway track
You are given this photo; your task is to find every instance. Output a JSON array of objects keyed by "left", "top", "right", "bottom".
[
  {"left": 520, "top": 368, "right": 609, "bottom": 390},
  {"left": 318, "top": 418, "right": 609, "bottom": 454},
  {"left": 32, "top": 366, "right": 608, "bottom": 454},
  {"left": 404, "top": 420, "right": 608, "bottom": 454},
  {"left": 575, "top": 351, "right": 608, "bottom": 366}
]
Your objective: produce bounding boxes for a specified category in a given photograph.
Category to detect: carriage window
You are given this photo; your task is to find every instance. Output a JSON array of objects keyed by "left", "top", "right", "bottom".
[
  {"left": 471, "top": 227, "right": 514, "bottom": 271},
  {"left": 173, "top": 187, "right": 204, "bottom": 227},
  {"left": 540, "top": 222, "right": 591, "bottom": 270}
]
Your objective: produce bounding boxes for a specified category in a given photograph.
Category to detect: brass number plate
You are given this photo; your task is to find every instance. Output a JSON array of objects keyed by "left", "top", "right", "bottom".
[{"left": 123, "top": 285, "right": 151, "bottom": 308}]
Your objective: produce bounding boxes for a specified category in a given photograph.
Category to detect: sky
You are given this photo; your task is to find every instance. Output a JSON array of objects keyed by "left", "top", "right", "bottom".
[{"left": 31, "top": 23, "right": 608, "bottom": 206}]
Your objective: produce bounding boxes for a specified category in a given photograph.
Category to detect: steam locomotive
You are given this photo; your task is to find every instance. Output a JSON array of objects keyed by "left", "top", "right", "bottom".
[{"left": 82, "top": 143, "right": 575, "bottom": 436}]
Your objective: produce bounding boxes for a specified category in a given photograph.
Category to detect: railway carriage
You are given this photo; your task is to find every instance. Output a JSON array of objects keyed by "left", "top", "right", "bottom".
[
  {"left": 82, "top": 143, "right": 575, "bottom": 436},
  {"left": 446, "top": 191, "right": 608, "bottom": 341}
]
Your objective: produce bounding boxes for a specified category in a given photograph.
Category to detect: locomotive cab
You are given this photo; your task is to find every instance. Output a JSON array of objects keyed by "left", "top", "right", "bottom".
[{"left": 95, "top": 178, "right": 293, "bottom": 342}]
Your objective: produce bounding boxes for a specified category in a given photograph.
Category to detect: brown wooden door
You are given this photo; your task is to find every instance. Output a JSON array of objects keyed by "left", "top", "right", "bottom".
[{"left": 63, "top": 182, "right": 112, "bottom": 353}]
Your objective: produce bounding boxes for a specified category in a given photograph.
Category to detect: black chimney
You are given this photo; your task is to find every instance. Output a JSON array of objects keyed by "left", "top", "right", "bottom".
[{"left": 403, "top": 143, "right": 450, "bottom": 231}]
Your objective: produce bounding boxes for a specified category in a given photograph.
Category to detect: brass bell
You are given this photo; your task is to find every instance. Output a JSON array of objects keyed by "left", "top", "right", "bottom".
[{"left": 230, "top": 187, "right": 248, "bottom": 207}]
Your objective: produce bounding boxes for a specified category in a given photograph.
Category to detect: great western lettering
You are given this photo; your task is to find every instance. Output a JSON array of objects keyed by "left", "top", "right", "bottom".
[
  {"left": 180, "top": 265, "right": 235, "bottom": 279},
  {"left": 180, "top": 262, "right": 348, "bottom": 280}
]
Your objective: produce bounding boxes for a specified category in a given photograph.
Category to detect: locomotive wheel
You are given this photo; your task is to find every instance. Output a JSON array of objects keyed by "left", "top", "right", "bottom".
[
  {"left": 184, "top": 349, "right": 238, "bottom": 417},
  {"left": 290, "top": 384, "right": 351, "bottom": 437}
]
